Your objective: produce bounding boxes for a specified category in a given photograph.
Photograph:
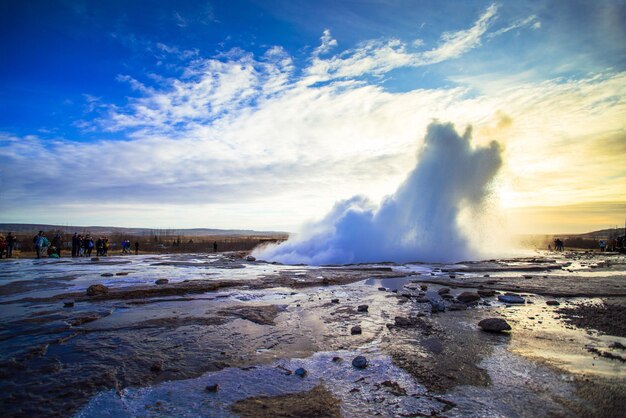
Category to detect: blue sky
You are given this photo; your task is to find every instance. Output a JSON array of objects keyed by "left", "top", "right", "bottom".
[{"left": 1, "top": 1, "right": 625, "bottom": 233}]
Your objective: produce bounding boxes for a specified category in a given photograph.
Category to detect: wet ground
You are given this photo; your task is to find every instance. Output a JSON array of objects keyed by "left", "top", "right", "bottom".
[{"left": 1, "top": 251, "right": 625, "bottom": 417}]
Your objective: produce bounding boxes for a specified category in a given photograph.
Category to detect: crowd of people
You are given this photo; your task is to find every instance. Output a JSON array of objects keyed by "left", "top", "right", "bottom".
[{"left": 0, "top": 231, "right": 141, "bottom": 259}]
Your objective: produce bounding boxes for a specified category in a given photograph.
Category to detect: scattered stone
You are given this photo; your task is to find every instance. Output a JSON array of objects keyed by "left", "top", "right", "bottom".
[
  {"left": 420, "top": 284, "right": 428, "bottom": 291},
  {"left": 438, "top": 288, "right": 450, "bottom": 295},
  {"left": 523, "top": 275, "right": 533, "bottom": 279},
  {"left": 351, "top": 325, "right": 362, "bottom": 335},
  {"left": 483, "top": 274, "right": 490, "bottom": 277},
  {"left": 150, "top": 361, "right": 163, "bottom": 373},
  {"left": 392, "top": 289, "right": 398, "bottom": 293},
  {"left": 331, "top": 298, "right": 340, "bottom": 304},
  {"left": 63, "top": 300, "right": 75, "bottom": 308},
  {"left": 414, "top": 297, "right": 430, "bottom": 303},
  {"left": 295, "top": 368, "right": 308, "bottom": 377},
  {"left": 546, "top": 300, "right": 560, "bottom": 306},
  {"left": 91, "top": 257, "right": 100, "bottom": 262},
  {"left": 321, "top": 278, "right": 330, "bottom": 285},
  {"left": 401, "top": 293, "right": 412, "bottom": 298},
  {"left": 440, "top": 293, "right": 454, "bottom": 300},
  {"left": 449, "top": 303, "right": 467, "bottom": 311},
  {"left": 378, "top": 287, "right": 387, "bottom": 291},
  {"left": 477, "top": 289, "right": 496, "bottom": 297},
  {"left": 332, "top": 357, "right": 343, "bottom": 362},
  {"left": 357, "top": 305, "right": 369, "bottom": 312},
  {"left": 430, "top": 300, "right": 446, "bottom": 313},
  {"left": 394, "top": 316, "right": 413, "bottom": 327},
  {"left": 352, "top": 356, "right": 368, "bottom": 369},
  {"left": 349, "top": 388, "right": 360, "bottom": 393},
  {"left": 155, "top": 279, "right": 169, "bottom": 285},
  {"left": 457, "top": 292, "right": 480, "bottom": 303},
  {"left": 246, "top": 256, "right": 256, "bottom": 262},
  {"left": 498, "top": 294, "right": 525, "bottom": 304},
  {"left": 205, "top": 384, "right": 219, "bottom": 392},
  {"left": 86, "top": 284, "right": 109, "bottom": 296},
  {"left": 449, "top": 274, "right": 456, "bottom": 279},
  {"left": 379, "top": 380, "right": 408, "bottom": 396},
  {"left": 115, "top": 272, "right": 129, "bottom": 276},
  {"left": 610, "top": 342, "right": 625, "bottom": 350},
  {"left": 478, "top": 318, "right": 511, "bottom": 333},
  {"left": 100, "top": 273, "right": 114, "bottom": 277}
]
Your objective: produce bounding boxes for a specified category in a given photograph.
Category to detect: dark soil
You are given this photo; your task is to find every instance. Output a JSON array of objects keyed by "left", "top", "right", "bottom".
[
  {"left": 230, "top": 384, "right": 342, "bottom": 418},
  {"left": 556, "top": 303, "right": 626, "bottom": 337}
]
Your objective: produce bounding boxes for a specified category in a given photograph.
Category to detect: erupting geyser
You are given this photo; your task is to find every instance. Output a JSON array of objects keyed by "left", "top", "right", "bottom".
[{"left": 255, "top": 121, "right": 503, "bottom": 265}]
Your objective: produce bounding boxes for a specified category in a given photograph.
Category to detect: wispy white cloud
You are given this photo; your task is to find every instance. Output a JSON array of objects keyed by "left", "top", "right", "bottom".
[{"left": 1, "top": 3, "right": 623, "bottom": 232}]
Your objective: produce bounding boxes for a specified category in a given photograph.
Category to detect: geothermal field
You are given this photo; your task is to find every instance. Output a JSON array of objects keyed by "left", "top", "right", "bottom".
[{"left": 1, "top": 250, "right": 625, "bottom": 417}]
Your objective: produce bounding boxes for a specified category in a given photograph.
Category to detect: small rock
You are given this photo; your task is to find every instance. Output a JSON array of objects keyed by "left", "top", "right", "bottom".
[
  {"left": 441, "top": 293, "right": 454, "bottom": 300},
  {"left": 400, "top": 293, "right": 412, "bottom": 298},
  {"left": 352, "top": 356, "right": 368, "bottom": 369},
  {"left": 523, "top": 275, "right": 533, "bottom": 279},
  {"left": 483, "top": 274, "right": 490, "bottom": 277},
  {"left": 357, "top": 305, "right": 369, "bottom": 312},
  {"left": 331, "top": 298, "right": 340, "bottom": 304},
  {"left": 394, "top": 316, "right": 413, "bottom": 327},
  {"left": 478, "top": 318, "right": 511, "bottom": 333},
  {"left": 546, "top": 300, "right": 560, "bottom": 306},
  {"left": 457, "top": 292, "right": 481, "bottom": 303},
  {"left": 332, "top": 356, "right": 343, "bottom": 362},
  {"left": 378, "top": 287, "right": 387, "bottom": 291},
  {"left": 150, "top": 361, "right": 163, "bottom": 372},
  {"left": 609, "top": 342, "right": 625, "bottom": 350},
  {"left": 63, "top": 300, "right": 75, "bottom": 308},
  {"left": 498, "top": 294, "right": 525, "bottom": 304},
  {"left": 414, "top": 297, "right": 430, "bottom": 303},
  {"left": 430, "top": 300, "right": 446, "bottom": 313},
  {"left": 449, "top": 274, "right": 456, "bottom": 278},
  {"left": 477, "top": 289, "right": 496, "bottom": 297},
  {"left": 391, "top": 289, "right": 398, "bottom": 293},
  {"left": 205, "top": 384, "right": 219, "bottom": 392},
  {"left": 349, "top": 388, "right": 360, "bottom": 393},
  {"left": 351, "top": 325, "right": 362, "bottom": 335},
  {"left": 100, "top": 273, "right": 114, "bottom": 277},
  {"left": 86, "top": 284, "right": 109, "bottom": 296},
  {"left": 115, "top": 272, "right": 129, "bottom": 276},
  {"left": 246, "top": 256, "right": 256, "bottom": 262},
  {"left": 449, "top": 303, "right": 467, "bottom": 311},
  {"left": 155, "top": 279, "right": 169, "bottom": 285},
  {"left": 294, "top": 368, "right": 307, "bottom": 377},
  {"left": 438, "top": 288, "right": 450, "bottom": 295},
  {"left": 321, "top": 278, "right": 330, "bottom": 285},
  {"left": 420, "top": 284, "right": 428, "bottom": 291}
]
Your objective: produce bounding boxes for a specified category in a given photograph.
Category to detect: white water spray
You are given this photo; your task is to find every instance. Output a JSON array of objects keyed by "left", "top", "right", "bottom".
[{"left": 255, "top": 121, "right": 503, "bottom": 265}]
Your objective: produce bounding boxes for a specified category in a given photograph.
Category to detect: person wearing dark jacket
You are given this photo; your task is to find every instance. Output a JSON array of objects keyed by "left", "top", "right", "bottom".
[
  {"left": 71, "top": 233, "right": 80, "bottom": 257},
  {"left": 6, "top": 232, "right": 16, "bottom": 258}
]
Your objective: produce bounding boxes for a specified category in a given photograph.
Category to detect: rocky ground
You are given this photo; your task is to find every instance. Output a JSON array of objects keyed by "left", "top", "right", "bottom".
[{"left": 0, "top": 250, "right": 625, "bottom": 417}]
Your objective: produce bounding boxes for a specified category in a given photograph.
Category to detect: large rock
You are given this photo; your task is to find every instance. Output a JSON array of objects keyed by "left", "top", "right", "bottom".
[
  {"left": 478, "top": 318, "right": 511, "bottom": 333},
  {"left": 498, "top": 294, "right": 525, "bottom": 304},
  {"left": 86, "top": 284, "right": 109, "bottom": 296},
  {"left": 352, "top": 356, "right": 368, "bottom": 369},
  {"left": 457, "top": 292, "right": 481, "bottom": 303},
  {"left": 477, "top": 289, "right": 496, "bottom": 297}
]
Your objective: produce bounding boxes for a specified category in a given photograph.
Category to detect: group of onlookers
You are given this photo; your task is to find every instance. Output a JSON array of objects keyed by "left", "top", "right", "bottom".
[
  {"left": 0, "top": 232, "right": 17, "bottom": 258},
  {"left": 0, "top": 231, "right": 142, "bottom": 259}
]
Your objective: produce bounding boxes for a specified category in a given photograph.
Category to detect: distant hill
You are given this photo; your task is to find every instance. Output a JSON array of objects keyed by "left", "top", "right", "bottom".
[
  {"left": 569, "top": 228, "right": 625, "bottom": 239},
  {"left": 0, "top": 223, "right": 288, "bottom": 237}
]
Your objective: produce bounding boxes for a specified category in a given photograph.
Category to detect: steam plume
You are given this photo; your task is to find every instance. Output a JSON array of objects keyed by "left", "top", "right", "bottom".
[{"left": 255, "top": 121, "right": 502, "bottom": 265}]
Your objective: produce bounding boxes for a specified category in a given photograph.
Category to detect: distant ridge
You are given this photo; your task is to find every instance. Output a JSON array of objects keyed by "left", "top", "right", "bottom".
[{"left": 0, "top": 223, "right": 288, "bottom": 237}]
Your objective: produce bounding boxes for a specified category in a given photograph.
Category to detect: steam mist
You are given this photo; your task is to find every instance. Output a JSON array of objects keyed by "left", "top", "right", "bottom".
[{"left": 255, "top": 121, "right": 503, "bottom": 265}]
